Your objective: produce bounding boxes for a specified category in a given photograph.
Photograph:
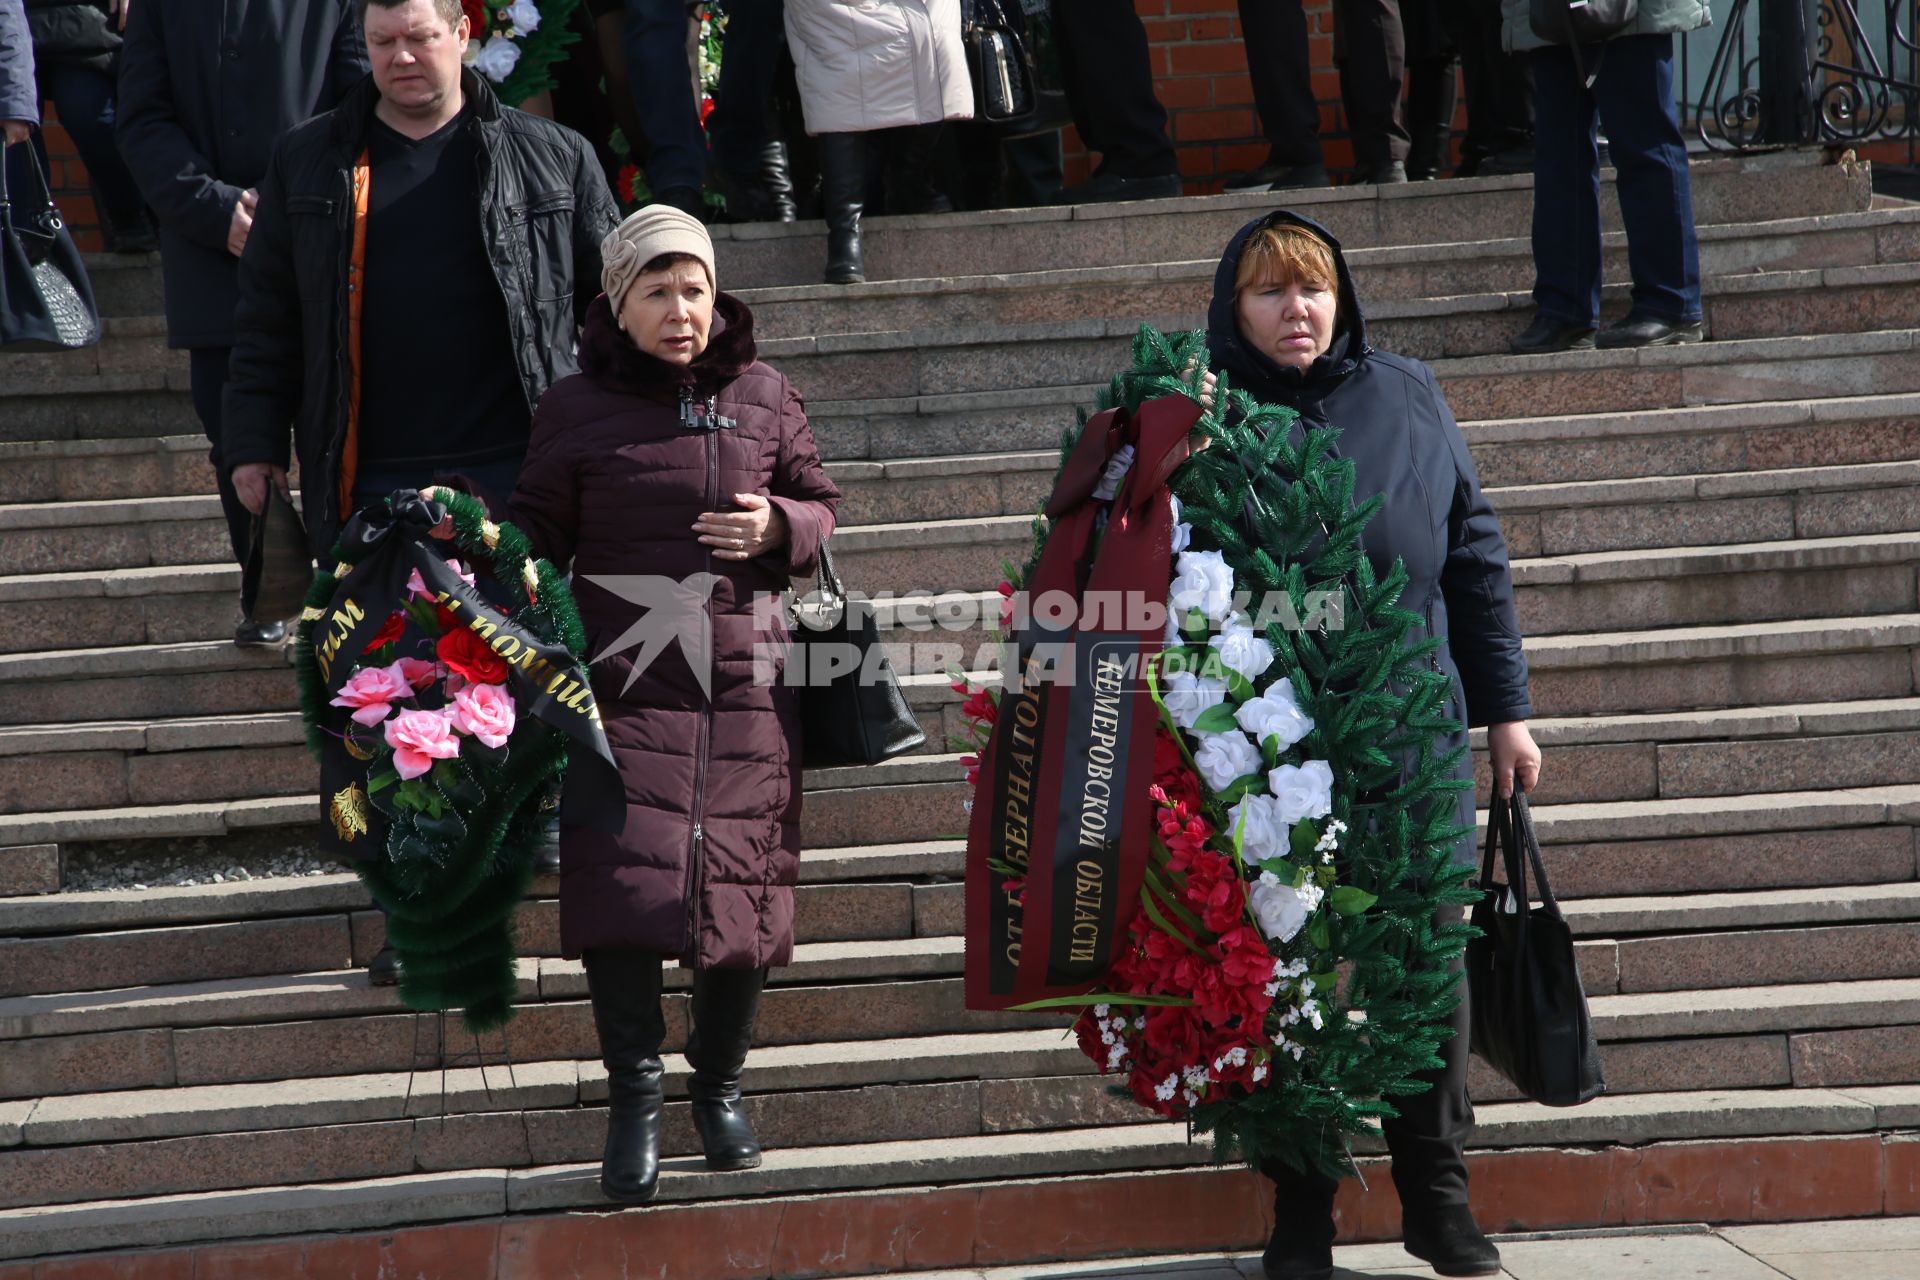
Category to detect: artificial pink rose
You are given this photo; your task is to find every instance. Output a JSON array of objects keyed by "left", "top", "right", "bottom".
[
  {"left": 408, "top": 559, "right": 477, "bottom": 602},
  {"left": 449, "top": 682, "right": 517, "bottom": 749},
  {"left": 383, "top": 708, "right": 462, "bottom": 779},
  {"left": 330, "top": 665, "right": 413, "bottom": 726},
  {"left": 388, "top": 657, "right": 437, "bottom": 691}
]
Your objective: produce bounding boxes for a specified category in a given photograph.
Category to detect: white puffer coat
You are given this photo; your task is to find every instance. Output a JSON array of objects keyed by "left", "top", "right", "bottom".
[{"left": 784, "top": 0, "right": 975, "bottom": 135}]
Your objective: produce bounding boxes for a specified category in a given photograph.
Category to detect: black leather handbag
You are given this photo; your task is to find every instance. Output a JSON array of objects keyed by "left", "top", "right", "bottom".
[
  {"left": 1466, "top": 790, "right": 1606, "bottom": 1107},
  {"left": 242, "top": 486, "right": 315, "bottom": 624},
  {"left": 0, "top": 145, "right": 100, "bottom": 353},
  {"left": 960, "top": 0, "right": 1040, "bottom": 131},
  {"left": 792, "top": 537, "right": 926, "bottom": 767},
  {"left": 1530, "top": 0, "right": 1639, "bottom": 86}
]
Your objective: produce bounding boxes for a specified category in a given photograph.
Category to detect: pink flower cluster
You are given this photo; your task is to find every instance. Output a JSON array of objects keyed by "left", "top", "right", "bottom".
[
  {"left": 378, "top": 683, "right": 518, "bottom": 779},
  {"left": 330, "top": 659, "right": 435, "bottom": 726}
]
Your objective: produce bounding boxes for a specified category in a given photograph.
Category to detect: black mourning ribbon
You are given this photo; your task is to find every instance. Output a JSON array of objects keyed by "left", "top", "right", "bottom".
[{"left": 316, "top": 492, "right": 626, "bottom": 834}]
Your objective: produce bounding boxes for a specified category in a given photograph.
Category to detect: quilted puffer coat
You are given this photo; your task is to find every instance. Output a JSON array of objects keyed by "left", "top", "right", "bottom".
[
  {"left": 508, "top": 293, "right": 840, "bottom": 968},
  {"left": 784, "top": 0, "right": 974, "bottom": 135}
]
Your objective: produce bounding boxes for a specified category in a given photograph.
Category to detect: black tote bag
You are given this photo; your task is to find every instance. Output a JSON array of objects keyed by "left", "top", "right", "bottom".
[
  {"left": 791, "top": 537, "right": 926, "bottom": 767},
  {"left": 960, "top": 0, "right": 1041, "bottom": 132},
  {"left": 1467, "top": 790, "right": 1605, "bottom": 1107},
  {"left": 0, "top": 145, "right": 100, "bottom": 352}
]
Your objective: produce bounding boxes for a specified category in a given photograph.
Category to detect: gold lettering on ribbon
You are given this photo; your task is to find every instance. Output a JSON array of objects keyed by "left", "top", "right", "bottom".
[
  {"left": 998, "top": 681, "right": 1043, "bottom": 970},
  {"left": 314, "top": 598, "right": 367, "bottom": 682},
  {"left": 1068, "top": 653, "right": 1127, "bottom": 965}
]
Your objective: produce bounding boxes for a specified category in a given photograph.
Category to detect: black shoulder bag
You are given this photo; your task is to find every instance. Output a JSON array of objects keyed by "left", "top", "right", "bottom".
[
  {"left": 1466, "top": 789, "right": 1606, "bottom": 1106},
  {"left": 0, "top": 144, "right": 101, "bottom": 352},
  {"left": 960, "top": 0, "right": 1041, "bottom": 132},
  {"left": 1530, "top": 0, "right": 1639, "bottom": 87},
  {"left": 791, "top": 537, "right": 927, "bottom": 767}
]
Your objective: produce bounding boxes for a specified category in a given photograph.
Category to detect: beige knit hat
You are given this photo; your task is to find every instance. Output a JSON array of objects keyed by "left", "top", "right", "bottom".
[{"left": 600, "top": 205, "right": 717, "bottom": 313}]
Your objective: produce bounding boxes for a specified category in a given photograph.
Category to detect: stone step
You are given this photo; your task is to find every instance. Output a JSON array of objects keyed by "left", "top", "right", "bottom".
[
  {"left": 79, "top": 252, "right": 165, "bottom": 318},
  {"left": 0, "top": 1081, "right": 1913, "bottom": 1260},
  {"left": 0, "top": 317, "right": 183, "bottom": 384},
  {"left": 736, "top": 207, "right": 1920, "bottom": 339},
  {"left": 710, "top": 149, "right": 1870, "bottom": 289},
  {"left": 0, "top": 641, "right": 296, "bottom": 729},
  {"left": 0, "top": 436, "right": 212, "bottom": 506}
]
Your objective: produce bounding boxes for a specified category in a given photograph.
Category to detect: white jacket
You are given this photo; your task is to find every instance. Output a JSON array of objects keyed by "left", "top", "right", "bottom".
[{"left": 784, "top": 0, "right": 975, "bottom": 135}]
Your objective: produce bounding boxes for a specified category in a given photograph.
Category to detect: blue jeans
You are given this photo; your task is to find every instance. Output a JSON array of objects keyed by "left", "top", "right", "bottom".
[
  {"left": 4, "top": 62, "right": 149, "bottom": 236},
  {"left": 1529, "top": 34, "right": 1702, "bottom": 327},
  {"left": 622, "top": 0, "right": 707, "bottom": 196}
]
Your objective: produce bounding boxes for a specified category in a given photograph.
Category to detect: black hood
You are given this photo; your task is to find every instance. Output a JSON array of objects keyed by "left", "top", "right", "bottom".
[{"left": 1205, "top": 209, "right": 1371, "bottom": 408}]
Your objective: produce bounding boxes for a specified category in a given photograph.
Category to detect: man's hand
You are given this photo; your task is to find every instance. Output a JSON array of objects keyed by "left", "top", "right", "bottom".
[
  {"left": 227, "top": 189, "right": 258, "bottom": 258},
  {"left": 1, "top": 121, "right": 31, "bottom": 147},
  {"left": 233, "top": 463, "right": 290, "bottom": 516},
  {"left": 1487, "top": 721, "right": 1542, "bottom": 799},
  {"left": 109, "top": 0, "right": 130, "bottom": 31}
]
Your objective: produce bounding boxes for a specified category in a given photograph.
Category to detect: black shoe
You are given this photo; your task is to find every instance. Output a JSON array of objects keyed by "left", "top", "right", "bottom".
[
  {"left": 234, "top": 619, "right": 287, "bottom": 648},
  {"left": 713, "top": 142, "right": 797, "bottom": 223},
  {"left": 1596, "top": 313, "right": 1705, "bottom": 349},
  {"left": 367, "top": 944, "right": 399, "bottom": 987},
  {"left": 686, "top": 967, "right": 767, "bottom": 1170},
  {"left": 1224, "top": 160, "right": 1332, "bottom": 192},
  {"left": 652, "top": 186, "right": 706, "bottom": 219},
  {"left": 1402, "top": 1204, "right": 1501, "bottom": 1277},
  {"left": 535, "top": 822, "right": 561, "bottom": 878},
  {"left": 1357, "top": 160, "right": 1408, "bottom": 185},
  {"left": 1259, "top": 1161, "right": 1337, "bottom": 1280},
  {"left": 1475, "top": 147, "right": 1534, "bottom": 177},
  {"left": 817, "top": 133, "right": 866, "bottom": 284},
  {"left": 1509, "top": 314, "right": 1598, "bottom": 355},
  {"left": 585, "top": 949, "right": 667, "bottom": 1204},
  {"left": 1051, "top": 170, "right": 1183, "bottom": 205}
]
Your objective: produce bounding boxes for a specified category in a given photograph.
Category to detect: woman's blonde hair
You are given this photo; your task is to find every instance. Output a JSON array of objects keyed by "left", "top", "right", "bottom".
[{"left": 1233, "top": 222, "right": 1339, "bottom": 297}]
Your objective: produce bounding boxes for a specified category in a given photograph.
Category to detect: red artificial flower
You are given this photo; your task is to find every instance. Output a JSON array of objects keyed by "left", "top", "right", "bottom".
[
  {"left": 700, "top": 96, "right": 716, "bottom": 125},
  {"left": 361, "top": 611, "right": 405, "bottom": 655},
  {"left": 459, "top": 0, "right": 486, "bottom": 35},
  {"left": 434, "top": 604, "right": 461, "bottom": 634},
  {"left": 616, "top": 163, "right": 639, "bottom": 206},
  {"left": 1182, "top": 848, "right": 1247, "bottom": 935},
  {"left": 436, "top": 624, "right": 509, "bottom": 685}
]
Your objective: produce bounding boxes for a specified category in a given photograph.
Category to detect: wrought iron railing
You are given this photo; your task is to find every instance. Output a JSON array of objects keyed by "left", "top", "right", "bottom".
[{"left": 1691, "top": 0, "right": 1919, "bottom": 156}]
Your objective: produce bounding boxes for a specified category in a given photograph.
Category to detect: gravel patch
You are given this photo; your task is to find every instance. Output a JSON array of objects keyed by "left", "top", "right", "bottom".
[{"left": 59, "top": 831, "right": 347, "bottom": 892}]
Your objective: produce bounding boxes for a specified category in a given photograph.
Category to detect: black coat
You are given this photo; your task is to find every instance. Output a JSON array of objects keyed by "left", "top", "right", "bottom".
[
  {"left": 116, "top": 0, "right": 366, "bottom": 349},
  {"left": 1208, "top": 211, "right": 1532, "bottom": 860},
  {"left": 221, "top": 70, "right": 621, "bottom": 557},
  {"left": 24, "top": 0, "right": 116, "bottom": 73}
]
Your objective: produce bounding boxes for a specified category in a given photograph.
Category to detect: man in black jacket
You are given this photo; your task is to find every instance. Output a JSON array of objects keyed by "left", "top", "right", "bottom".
[
  {"left": 119, "top": 0, "right": 367, "bottom": 646},
  {"left": 222, "top": 0, "right": 617, "bottom": 565}
]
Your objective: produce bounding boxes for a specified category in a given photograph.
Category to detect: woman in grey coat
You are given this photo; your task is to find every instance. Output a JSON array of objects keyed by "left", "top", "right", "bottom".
[
  {"left": 0, "top": 0, "right": 37, "bottom": 152},
  {"left": 1505, "top": 0, "right": 1714, "bottom": 354}
]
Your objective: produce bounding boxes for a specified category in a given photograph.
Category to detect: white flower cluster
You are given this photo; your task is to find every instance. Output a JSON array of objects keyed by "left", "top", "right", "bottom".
[
  {"left": 1228, "top": 760, "right": 1334, "bottom": 861},
  {"left": 1313, "top": 818, "right": 1348, "bottom": 863},
  {"left": 470, "top": 36, "right": 521, "bottom": 81},
  {"left": 506, "top": 0, "right": 540, "bottom": 36},
  {"left": 1248, "top": 871, "right": 1324, "bottom": 944},
  {"left": 1091, "top": 1003, "right": 1134, "bottom": 1071}
]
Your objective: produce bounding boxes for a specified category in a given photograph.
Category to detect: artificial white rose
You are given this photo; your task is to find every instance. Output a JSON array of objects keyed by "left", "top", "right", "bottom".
[
  {"left": 1209, "top": 614, "right": 1275, "bottom": 681},
  {"left": 1167, "top": 549, "right": 1235, "bottom": 622},
  {"left": 1228, "top": 793, "right": 1289, "bottom": 861},
  {"left": 1169, "top": 496, "right": 1191, "bottom": 554},
  {"left": 1193, "top": 730, "right": 1262, "bottom": 792},
  {"left": 1161, "top": 604, "right": 1182, "bottom": 649},
  {"left": 507, "top": 0, "right": 541, "bottom": 35},
  {"left": 1235, "top": 677, "right": 1314, "bottom": 750},
  {"left": 472, "top": 36, "right": 521, "bottom": 81},
  {"left": 1269, "top": 760, "right": 1335, "bottom": 824},
  {"left": 1162, "top": 670, "right": 1228, "bottom": 731},
  {"left": 1249, "top": 872, "right": 1326, "bottom": 945}
]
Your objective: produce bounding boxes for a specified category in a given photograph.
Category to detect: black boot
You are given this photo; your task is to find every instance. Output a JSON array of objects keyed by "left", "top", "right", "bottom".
[
  {"left": 584, "top": 948, "right": 666, "bottom": 1204},
  {"left": 1258, "top": 1161, "right": 1338, "bottom": 1280},
  {"left": 885, "top": 124, "right": 953, "bottom": 215},
  {"left": 685, "top": 966, "right": 766, "bottom": 1171},
  {"left": 714, "top": 142, "right": 798, "bottom": 224},
  {"left": 817, "top": 132, "right": 866, "bottom": 285},
  {"left": 761, "top": 141, "right": 797, "bottom": 222},
  {"left": 1402, "top": 1203, "right": 1501, "bottom": 1277}
]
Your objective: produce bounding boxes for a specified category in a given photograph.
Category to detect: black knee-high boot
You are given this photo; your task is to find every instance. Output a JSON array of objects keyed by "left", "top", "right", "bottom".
[
  {"left": 1259, "top": 1160, "right": 1338, "bottom": 1280},
  {"left": 584, "top": 948, "right": 666, "bottom": 1204},
  {"left": 817, "top": 132, "right": 866, "bottom": 284},
  {"left": 685, "top": 966, "right": 767, "bottom": 1170}
]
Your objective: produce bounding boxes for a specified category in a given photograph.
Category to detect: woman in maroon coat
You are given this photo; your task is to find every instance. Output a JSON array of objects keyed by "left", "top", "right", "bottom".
[{"left": 507, "top": 206, "right": 840, "bottom": 1205}]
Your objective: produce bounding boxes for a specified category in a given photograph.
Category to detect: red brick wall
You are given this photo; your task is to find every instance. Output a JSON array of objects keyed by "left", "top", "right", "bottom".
[{"left": 43, "top": 110, "right": 108, "bottom": 253}]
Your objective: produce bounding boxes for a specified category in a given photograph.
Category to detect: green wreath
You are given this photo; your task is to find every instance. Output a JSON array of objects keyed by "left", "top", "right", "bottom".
[{"left": 294, "top": 488, "right": 588, "bottom": 1033}]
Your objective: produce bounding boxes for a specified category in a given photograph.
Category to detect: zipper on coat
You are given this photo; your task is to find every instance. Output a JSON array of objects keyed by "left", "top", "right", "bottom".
[{"left": 683, "top": 420, "right": 720, "bottom": 958}]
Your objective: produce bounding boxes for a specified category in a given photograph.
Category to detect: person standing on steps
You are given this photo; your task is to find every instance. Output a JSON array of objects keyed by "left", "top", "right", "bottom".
[
  {"left": 1441, "top": 0, "right": 1533, "bottom": 177},
  {"left": 0, "top": 0, "right": 37, "bottom": 158},
  {"left": 117, "top": 0, "right": 367, "bottom": 648},
  {"left": 500, "top": 207, "right": 839, "bottom": 1204},
  {"left": 1207, "top": 212, "right": 1541, "bottom": 1280},
  {"left": 1228, "top": 0, "right": 1412, "bottom": 192},
  {"left": 1048, "top": 0, "right": 1182, "bottom": 203},
  {"left": 1506, "top": 0, "right": 1710, "bottom": 354},
  {"left": 783, "top": 0, "right": 972, "bottom": 284}
]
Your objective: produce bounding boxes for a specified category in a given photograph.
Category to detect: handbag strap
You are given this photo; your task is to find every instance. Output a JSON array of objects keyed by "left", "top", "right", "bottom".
[
  {"left": 814, "top": 534, "right": 845, "bottom": 602},
  {"left": 1510, "top": 789, "right": 1565, "bottom": 916}
]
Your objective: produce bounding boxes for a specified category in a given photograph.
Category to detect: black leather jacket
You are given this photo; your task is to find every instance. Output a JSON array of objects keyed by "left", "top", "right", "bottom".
[{"left": 222, "top": 69, "right": 620, "bottom": 555}]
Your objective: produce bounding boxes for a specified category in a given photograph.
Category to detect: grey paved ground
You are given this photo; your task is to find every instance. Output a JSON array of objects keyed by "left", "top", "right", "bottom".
[{"left": 840, "top": 1217, "right": 1920, "bottom": 1279}]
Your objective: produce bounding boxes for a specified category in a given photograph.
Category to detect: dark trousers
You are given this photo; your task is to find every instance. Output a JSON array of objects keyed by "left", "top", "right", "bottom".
[
  {"left": 4, "top": 62, "right": 148, "bottom": 235},
  {"left": 1530, "top": 35, "right": 1701, "bottom": 327},
  {"left": 704, "top": 0, "right": 784, "bottom": 180},
  {"left": 1239, "top": 0, "right": 1409, "bottom": 169},
  {"left": 1441, "top": 0, "right": 1534, "bottom": 165},
  {"left": 1051, "top": 0, "right": 1177, "bottom": 179},
  {"left": 1381, "top": 903, "right": 1474, "bottom": 1211},
  {"left": 623, "top": 0, "right": 706, "bottom": 196},
  {"left": 189, "top": 347, "right": 254, "bottom": 570}
]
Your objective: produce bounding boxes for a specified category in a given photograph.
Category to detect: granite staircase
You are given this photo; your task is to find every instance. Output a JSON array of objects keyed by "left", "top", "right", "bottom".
[{"left": 3, "top": 148, "right": 1920, "bottom": 1274}]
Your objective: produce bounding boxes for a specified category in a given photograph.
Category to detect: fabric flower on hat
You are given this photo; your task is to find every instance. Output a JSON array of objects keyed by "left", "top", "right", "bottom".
[
  {"left": 1168, "top": 550, "right": 1236, "bottom": 623},
  {"left": 1269, "top": 760, "right": 1335, "bottom": 824},
  {"left": 1193, "top": 729, "right": 1262, "bottom": 794},
  {"left": 1209, "top": 614, "right": 1275, "bottom": 682},
  {"left": 1235, "top": 678, "right": 1314, "bottom": 751},
  {"left": 384, "top": 708, "right": 463, "bottom": 780}
]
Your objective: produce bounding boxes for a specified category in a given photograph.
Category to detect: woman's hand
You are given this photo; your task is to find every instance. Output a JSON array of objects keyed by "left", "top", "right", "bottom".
[
  {"left": 1487, "top": 720, "right": 1542, "bottom": 799},
  {"left": 695, "top": 492, "right": 787, "bottom": 561},
  {"left": 417, "top": 488, "right": 456, "bottom": 540}
]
